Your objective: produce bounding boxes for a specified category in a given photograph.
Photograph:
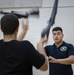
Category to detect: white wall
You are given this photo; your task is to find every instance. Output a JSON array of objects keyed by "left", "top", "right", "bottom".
[{"left": 0, "top": 0, "right": 74, "bottom": 75}]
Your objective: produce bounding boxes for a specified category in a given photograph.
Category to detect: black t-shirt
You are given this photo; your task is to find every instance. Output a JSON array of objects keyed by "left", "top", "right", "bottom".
[
  {"left": 45, "top": 41, "right": 74, "bottom": 75},
  {"left": 0, "top": 40, "right": 45, "bottom": 75}
]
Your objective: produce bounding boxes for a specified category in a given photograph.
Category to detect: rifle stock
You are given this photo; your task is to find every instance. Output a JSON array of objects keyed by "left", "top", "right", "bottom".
[{"left": 41, "top": 0, "right": 59, "bottom": 39}]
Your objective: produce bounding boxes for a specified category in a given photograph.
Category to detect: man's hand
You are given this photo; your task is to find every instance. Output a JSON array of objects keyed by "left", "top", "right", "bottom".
[
  {"left": 17, "top": 18, "right": 28, "bottom": 41},
  {"left": 40, "top": 35, "right": 48, "bottom": 45},
  {"left": 21, "top": 18, "right": 28, "bottom": 33},
  {"left": 48, "top": 56, "right": 57, "bottom": 63}
]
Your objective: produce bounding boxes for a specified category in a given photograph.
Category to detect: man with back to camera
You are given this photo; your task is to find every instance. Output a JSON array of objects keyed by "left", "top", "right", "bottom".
[
  {"left": 0, "top": 14, "right": 48, "bottom": 75},
  {"left": 45, "top": 27, "right": 74, "bottom": 75}
]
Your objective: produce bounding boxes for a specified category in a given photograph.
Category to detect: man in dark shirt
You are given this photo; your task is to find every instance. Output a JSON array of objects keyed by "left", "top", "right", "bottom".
[
  {"left": 45, "top": 27, "right": 74, "bottom": 75},
  {"left": 0, "top": 14, "right": 48, "bottom": 75}
]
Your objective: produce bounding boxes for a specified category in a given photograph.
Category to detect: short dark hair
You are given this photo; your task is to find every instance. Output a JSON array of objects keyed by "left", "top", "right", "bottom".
[
  {"left": 1, "top": 14, "right": 19, "bottom": 35},
  {"left": 52, "top": 27, "right": 63, "bottom": 32}
]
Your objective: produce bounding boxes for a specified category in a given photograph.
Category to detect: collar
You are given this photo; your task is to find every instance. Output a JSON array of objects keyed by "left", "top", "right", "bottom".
[{"left": 53, "top": 41, "right": 66, "bottom": 48}]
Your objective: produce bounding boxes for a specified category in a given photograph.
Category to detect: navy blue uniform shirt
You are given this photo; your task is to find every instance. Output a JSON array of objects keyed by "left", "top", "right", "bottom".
[{"left": 45, "top": 41, "right": 74, "bottom": 75}]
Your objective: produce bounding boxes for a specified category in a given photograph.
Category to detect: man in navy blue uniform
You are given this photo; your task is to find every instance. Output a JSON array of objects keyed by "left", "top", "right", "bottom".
[{"left": 45, "top": 27, "right": 74, "bottom": 75}]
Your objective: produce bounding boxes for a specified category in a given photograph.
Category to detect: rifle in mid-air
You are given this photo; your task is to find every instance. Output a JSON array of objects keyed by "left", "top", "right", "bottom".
[
  {"left": 41, "top": 0, "right": 59, "bottom": 39},
  {"left": 0, "top": 9, "right": 39, "bottom": 18}
]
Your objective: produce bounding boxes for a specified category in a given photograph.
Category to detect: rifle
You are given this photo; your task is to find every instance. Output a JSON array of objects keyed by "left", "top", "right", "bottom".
[
  {"left": 0, "top": 9, "right": 39, "bottom": 18},
  {"left": 41, "top": 0, "right": 59, "bottom": 39}
]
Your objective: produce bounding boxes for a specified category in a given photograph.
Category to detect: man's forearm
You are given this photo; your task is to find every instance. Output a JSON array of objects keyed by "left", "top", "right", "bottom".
[
  {"left": 57, "top": 55, "right": 74, "bottom": 65},
  {"left": 17, "top": 30, "right": 27, "bottom": 41},
  {"left": 37, "top": 40, "right": 48, "bottom": 71}
]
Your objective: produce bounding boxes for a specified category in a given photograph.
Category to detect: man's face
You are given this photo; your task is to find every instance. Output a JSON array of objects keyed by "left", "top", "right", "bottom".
[{"left": 52, "top": 30, "right": 63, "bottom": 43}]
